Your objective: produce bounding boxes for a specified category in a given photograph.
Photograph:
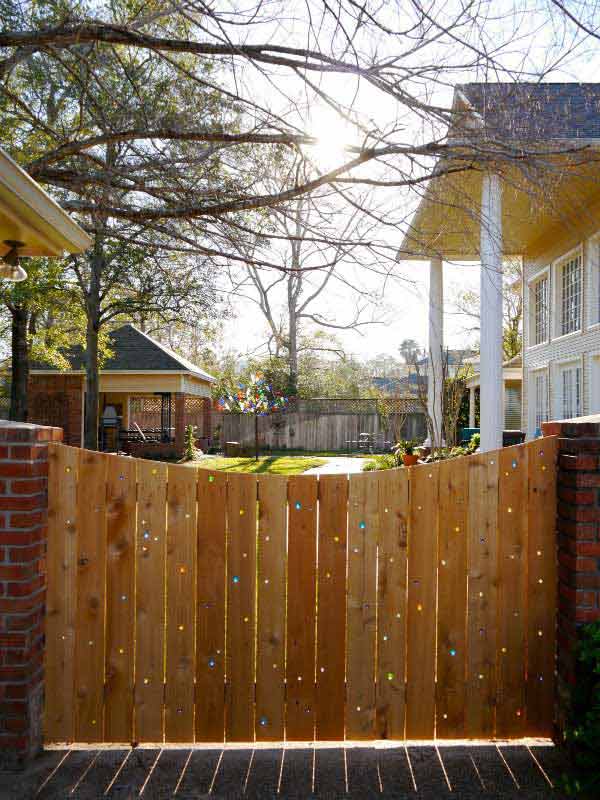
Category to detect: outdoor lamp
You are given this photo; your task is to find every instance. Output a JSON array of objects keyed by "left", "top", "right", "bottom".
[{"left": 0, "top": 240, "right": 28, "bottom": 282}]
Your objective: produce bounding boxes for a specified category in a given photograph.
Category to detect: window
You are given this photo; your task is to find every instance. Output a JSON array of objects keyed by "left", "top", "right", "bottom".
[
  {"left": 534, "top": 371, "right": 548, "bottom": 431},
  {"left": 560, "top": 254, "right": 582, "bottom": 335},
  {"left": 532, "top": 275, "right": 548, "bottom": 345},
  {"left": 560, "top": 363, "right": 582, "bottom": 419}
]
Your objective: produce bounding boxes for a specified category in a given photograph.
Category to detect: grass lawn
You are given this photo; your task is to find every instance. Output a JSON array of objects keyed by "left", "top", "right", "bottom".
[{"left": 194, "top": 455, "right": 326, "bottom": 475}]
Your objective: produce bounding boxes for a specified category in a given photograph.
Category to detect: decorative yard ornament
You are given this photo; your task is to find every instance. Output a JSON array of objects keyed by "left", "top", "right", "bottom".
[{"left": 219, "top": 374, "right": 287, "bottom": 460}]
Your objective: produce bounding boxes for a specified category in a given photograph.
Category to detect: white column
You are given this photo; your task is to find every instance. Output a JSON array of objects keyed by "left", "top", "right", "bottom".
[
  {"left": 480, "top": 173, "right": 504, "bottom": 452},
  {"left": 428, "top": 257, "right": 444, "bottom": 448},
  {"left": 469, "top": 387, "right": 476, "bottom": 428}
]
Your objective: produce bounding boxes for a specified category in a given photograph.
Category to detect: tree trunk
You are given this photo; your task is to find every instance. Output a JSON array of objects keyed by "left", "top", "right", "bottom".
[
  {"left": 254, "top": 414, "right": 259, "bottom": 461},
  {"left": 84, "top": 247, "right": 103, "bottom": 451},
  {"left": 10, "top": 305, "right": 29, "bottom": 422},
  {"left": 288, "top": 308, "right": 298, "bottom": 398}
]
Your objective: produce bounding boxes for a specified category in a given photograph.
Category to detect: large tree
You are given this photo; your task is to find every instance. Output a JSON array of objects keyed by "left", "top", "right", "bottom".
[{"left": 1, "top": 0, "right": 595, "bottom": 445}]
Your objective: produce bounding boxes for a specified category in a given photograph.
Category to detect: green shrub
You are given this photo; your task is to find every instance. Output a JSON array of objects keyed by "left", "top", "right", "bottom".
[
  {"left": 362, "top": 454, "right": 397, "bottom": 471},
  {"left": 561, "top": 620, "right": 600, "bottom": 797}
]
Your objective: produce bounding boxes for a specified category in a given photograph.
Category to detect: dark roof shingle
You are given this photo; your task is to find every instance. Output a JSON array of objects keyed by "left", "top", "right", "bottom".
[
  {"left": 456, "top": 83, "right": 600, "bottom": 141},
  {"left": 31, "top": 323, "right": 215, "bottom": 382}
]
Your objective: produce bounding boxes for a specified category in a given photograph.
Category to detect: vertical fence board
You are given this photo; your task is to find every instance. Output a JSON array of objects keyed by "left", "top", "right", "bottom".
[
  {"left": 196, "top": 470, "right": 227, "bottom": 742},
  {"left": 376, "top": 469, "right": 409, "bottom": 740},
  {"left": 406, "top": 463, "right": 439, "bottom": 739},
  {"left": 496, "top": 445, "right": 528, "bottom": 737},
  {"left": 74, "top": 449, "right": 108, "bottom": 742},
  {"left": 286, "top": 475, "right": 318, "bottom": 740},
  {"left": 526, "top": 438, "right": 557, "bottom": 736},
  {"left": 256, "top": 475, "right": 288, "bottom": 741},
  {"left": 436, "top": 457, "right": 469, "bottom": 738},
  {"left": 135, "top": 460, "right": 167, "bottom": 742},
  {"left": 226, "top": 473, "right": 257, "bottom": 741},
  {"left": 45, "top": 443, "right": 78, "bottom": 742},
  {"left": 316, "top": 474, "right": 348, "bottom": 741},
  {"left": 346, "top": 471, "right": 379, "bottom": 740},
  {"left": 165, "top": 465, "right": 198, "bottom": 742},
  {"left": 465, "top": 452, "right": 499, "bottom": 738},
  {"left": 104, "top": 454, "right": 137, "bottom": 743}
]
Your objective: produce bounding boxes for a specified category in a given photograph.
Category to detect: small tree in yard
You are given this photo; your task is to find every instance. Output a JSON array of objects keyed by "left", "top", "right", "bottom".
[
  {"left": 219, "top": 375, "right": 287, "bottom": 460},
  {"left": 180, "top": 424, "right": 202, "bottom": 463}
]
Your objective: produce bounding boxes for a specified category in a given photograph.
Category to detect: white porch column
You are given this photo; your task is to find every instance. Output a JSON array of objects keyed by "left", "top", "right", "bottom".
[
  {"left": 480, "top": 173, "right": 504, "bottom": 452},
  {"left": 428, "top": 256, "right": 444, "bottom": 448},
  {"left": 469, "top": 387, "right": 476, "bottom": 429}
]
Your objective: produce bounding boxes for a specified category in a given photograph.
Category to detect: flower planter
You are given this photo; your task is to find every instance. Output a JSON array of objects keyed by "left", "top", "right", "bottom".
[{"left": 402, "top": 453, "right": 419, "bottom": 467}]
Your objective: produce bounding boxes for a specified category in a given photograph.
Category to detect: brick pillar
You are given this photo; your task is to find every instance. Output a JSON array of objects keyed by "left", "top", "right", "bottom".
[
  {"left": 174, "top": 392, "right": 186, "bottom": 454},
  {"left": 203, "top": 398, "right": 211, "bottom": 440},
  {"left": 0, "top": 421, "right": 62, "bottom": 768},
  {"left": 542, "top": 417, "right": 600, "bottom": 742}
]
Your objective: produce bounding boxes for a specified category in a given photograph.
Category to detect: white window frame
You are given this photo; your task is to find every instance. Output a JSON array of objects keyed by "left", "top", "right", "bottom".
[
  {"left": 589, "top": 350, "right": 600, "bottom": 415},
  {"left": 528, "top": 366, "right": 549, "bottom": 436},
  {"left": 553, "top": 246, "right": 583, "bottom": 339},
  {"left": 554, "top": 358, "right": 583, "bottom": 421},
  {"left": 586, "top": 234, "right": 600, "bottom": 329},
  {"left": 527, "top": 266, "right": 550, "bottom": 348}
]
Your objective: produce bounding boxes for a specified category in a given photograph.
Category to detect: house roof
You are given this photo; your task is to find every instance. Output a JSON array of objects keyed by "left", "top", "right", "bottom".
[
  {"left": 0, "top": 146, "right": 91, "bottom": 258},
  {"left": 31, "top": 323, "right": 216, "bottom": 382},
  {"left": 456, "top": 83, "right": 600, "bottom": 141},
  {"left": 416, "top": 349, "right": 476, "bottom": 367},
  {"left": 399, "top": 82, "right": 600, "bottom": 260}
]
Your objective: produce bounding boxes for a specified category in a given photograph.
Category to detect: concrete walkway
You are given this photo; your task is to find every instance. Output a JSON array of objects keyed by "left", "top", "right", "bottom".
[
  {"left": 3, "top": 743, "right": 567, "bottom": 799},
  {"left": 303, "top": 456, "right": 368, "bottom": 475}
]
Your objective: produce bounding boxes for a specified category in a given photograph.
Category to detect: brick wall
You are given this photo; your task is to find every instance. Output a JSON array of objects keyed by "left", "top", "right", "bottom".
[
  {"left": 28, "top": 374, "right": 83, "bottom": 448},
  {"left": 0, "top": 422, "right": 62, "bottom": 767},
  {"left": 543, "top": 416, "right": 600, "bottom": 740}
]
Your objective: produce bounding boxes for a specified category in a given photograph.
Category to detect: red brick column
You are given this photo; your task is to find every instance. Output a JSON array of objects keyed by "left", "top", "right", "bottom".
[
  {"left": 174, "top": 392, "right": 186, "bottom": 454},
  {"left": 0, "top": 422, "right": 62, "bottom": 767},
  {"left": 543, "top": 417, "right": 600, "bottom": 741}
]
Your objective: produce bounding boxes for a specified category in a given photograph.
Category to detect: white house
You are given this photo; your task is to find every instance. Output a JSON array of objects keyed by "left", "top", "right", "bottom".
[{"left": 399, "top": 83, "right": 600, "bottom": 450}]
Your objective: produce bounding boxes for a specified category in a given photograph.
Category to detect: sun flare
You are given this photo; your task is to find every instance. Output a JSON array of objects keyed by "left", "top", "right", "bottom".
[{"left": 309, "top": 110, "right": 355, "bottom": 170}]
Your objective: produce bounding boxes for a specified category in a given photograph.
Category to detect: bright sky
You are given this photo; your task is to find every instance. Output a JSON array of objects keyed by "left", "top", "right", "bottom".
[{"left": 217, "top": 0, "right": 600, "bottom": 363}]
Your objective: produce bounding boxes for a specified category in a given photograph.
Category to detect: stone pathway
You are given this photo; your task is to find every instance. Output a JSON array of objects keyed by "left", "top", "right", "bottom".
[
  {"left": 2, "top": 742, "right": 567, "bottom": 799},
  {"left": 303, "top": 456, "right": 368, "bottom": 475}
]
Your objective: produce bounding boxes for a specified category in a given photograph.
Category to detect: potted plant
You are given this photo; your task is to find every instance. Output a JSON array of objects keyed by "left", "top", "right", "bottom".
[{"left": 393, "top": 440, "right": 419, "bottom": 467}]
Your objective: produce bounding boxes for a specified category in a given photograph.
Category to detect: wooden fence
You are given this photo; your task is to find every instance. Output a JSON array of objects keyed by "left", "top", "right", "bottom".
[{"left": 45, "top": 437, "right": 557, "bottom": 744}]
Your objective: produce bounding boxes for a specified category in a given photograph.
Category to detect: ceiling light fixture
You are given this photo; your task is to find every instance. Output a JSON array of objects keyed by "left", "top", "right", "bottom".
[{"left": 0, "top": 240, "right": 28, "bottom": 282}]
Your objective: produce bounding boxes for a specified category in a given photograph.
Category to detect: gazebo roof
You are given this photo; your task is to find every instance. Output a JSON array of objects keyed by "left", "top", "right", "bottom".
[{"left": 31, "top": 323, "right": 216, "bottom": 383}]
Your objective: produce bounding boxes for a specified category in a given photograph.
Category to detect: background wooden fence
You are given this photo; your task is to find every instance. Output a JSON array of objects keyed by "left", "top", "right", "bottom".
[{"left": 45, "top": 437, "right": 557, "bottom": 744}]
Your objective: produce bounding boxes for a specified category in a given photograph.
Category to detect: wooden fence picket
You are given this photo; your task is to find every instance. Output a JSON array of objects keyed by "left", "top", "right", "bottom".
[
  {"left": 286, "top": 475, "right": 318, "bottom": 740},
  {"left": 135, "top": 459, "right": 167, "bottom": 742},
  {"left": 436, "top": 457, "right": 469, "bottom": 738},
  {"left": 165, "top": 464, "right": 197, "bottom": 742},
  {"left": 104, "top": 453, "right": 137, "bottom": 742},
  {"left": 346, "top": 471, "right": 379, "bottom": 740},
  {"left": 195, "top": 470, "right": 227, "bottom": 742},
  {"left": 316, "top": 474, "right": 349, "bottom": 741},
  {"left": 526, "top": 438, "right": 558, "bottom": 736},
  {"left": 496, "top": 445, "right": 529, "bottom": 737},
  {"left": 225, "top": 473, "right": 257, "bottom": 742},
  {"left": 376, "top": 468, "right": 408, "bottom": 740},
  {"left": 74, "top": 449, "right": 108, "bottom": 742},
  {"left": 45, "top": 443, "right": 79, "bottom": 742},
  {"left": 43, "top": 438, "right": 558, "bottom": 745},
  {"left": 256, "top": 474, "right": 288, "bottom": 741},
  {"left": 465, "top": 452, "right": 499, "bottom": 738},
  {"left": 405, "top": 462, "right": 439, "bottom": 739}
]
